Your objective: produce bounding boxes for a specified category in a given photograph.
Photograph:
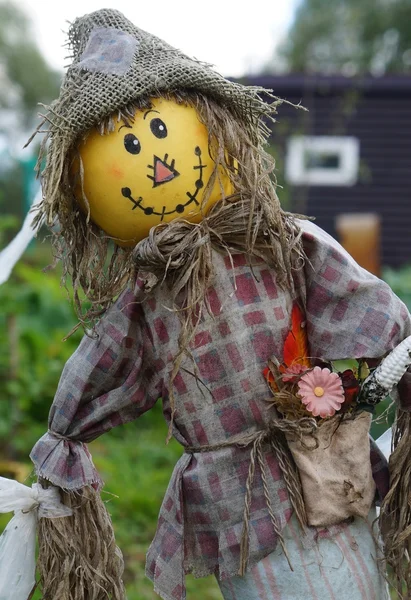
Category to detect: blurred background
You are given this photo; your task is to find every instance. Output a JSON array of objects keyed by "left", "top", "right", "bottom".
[{"left": 0, "top": 0, "right": 410, "bottom": 598}]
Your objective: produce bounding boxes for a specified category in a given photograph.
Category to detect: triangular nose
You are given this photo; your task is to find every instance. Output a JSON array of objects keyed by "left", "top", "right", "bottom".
[{"left": 155, "top": 159, "right": 175, "bottom": 184}]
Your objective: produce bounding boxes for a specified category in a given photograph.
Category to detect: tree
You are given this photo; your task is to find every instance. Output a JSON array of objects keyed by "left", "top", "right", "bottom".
[
  {"left": 277, "top": 0, "right": 411, "bottom": 75},
  {"left": 0, "top": 1, "right": 61, "bottom": 225},
  {"left": 0, "top": 1, "right": 61, "bottom": 121}
]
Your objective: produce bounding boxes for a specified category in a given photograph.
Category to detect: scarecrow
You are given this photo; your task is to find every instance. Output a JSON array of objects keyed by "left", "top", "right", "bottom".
[{"left": 16, "top": 8, "right": 411, "bottom": 600}]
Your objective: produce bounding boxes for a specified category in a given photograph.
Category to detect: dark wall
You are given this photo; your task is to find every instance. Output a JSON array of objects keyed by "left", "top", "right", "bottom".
[{"left": 243, "top": 76, "right": 411, "bottom": 268}]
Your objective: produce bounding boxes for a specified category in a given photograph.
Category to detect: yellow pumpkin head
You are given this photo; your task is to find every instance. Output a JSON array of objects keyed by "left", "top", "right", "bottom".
[{"left": 74, "top": 97, "right": 233, "bottom": 246}]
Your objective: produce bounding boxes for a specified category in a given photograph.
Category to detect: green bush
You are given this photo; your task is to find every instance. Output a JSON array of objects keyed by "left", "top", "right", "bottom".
[
  {"left": 0, "top": 259, "right": 81, "bottom": 456},
  {"left": 383, "top": 265, "right": 411, "bottom": 312}
]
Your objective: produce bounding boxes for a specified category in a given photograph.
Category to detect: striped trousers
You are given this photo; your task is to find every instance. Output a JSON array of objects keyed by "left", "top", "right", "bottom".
[{"left": 217, "top": 509, "right": 389, "bottom": 600}]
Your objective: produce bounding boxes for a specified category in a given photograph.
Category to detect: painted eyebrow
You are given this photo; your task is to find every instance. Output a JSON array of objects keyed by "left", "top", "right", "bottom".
[
  {"left": 143, "top": 109, "right": 160, "bottom": 120},
  {"left": 118, "top": 124, "right": 132, "bottom": 132}
]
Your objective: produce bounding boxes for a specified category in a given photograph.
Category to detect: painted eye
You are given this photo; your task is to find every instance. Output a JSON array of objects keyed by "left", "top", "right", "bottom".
[
  {"left": 124, "top": 133, "right": 141, "bottom": 155},
  {"left": 150, "top": 118, "right": 167, "bottom": 139}
]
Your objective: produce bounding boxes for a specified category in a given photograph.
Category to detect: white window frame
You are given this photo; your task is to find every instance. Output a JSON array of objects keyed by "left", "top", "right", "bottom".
[{"left": 285, "top": 136, "right": 360, "bottom": 187}]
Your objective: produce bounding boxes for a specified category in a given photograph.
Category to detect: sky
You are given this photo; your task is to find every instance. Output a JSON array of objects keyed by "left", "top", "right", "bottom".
[{"left": 20, "top": 0, "right": 298, "bottom": 77}]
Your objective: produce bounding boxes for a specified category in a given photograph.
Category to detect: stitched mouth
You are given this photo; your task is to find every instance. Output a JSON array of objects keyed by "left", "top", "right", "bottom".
[{"left": 121, "top": 146, "right": 206, "bottom": 221}]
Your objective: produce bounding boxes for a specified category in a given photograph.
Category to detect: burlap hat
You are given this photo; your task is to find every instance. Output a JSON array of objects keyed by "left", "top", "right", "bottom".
[
  {"left": 46, "top": 8, "right": 276, "bottom": 144},
  {"left": 30, "top": 7, "right": 282, "bottom": 230}
]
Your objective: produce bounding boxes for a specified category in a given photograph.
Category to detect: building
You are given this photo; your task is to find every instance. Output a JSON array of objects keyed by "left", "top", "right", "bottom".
[{"left": 243, "top": 75, "right": 411, "bottom": 269}]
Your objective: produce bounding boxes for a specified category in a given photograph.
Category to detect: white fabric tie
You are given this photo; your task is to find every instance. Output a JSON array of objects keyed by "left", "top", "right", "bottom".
[
  {"left": 0, "top": 476, "right": 72, "bottom": 600},
  {"left": 0, "top": 190, "right": 42, "bottom": 285}
]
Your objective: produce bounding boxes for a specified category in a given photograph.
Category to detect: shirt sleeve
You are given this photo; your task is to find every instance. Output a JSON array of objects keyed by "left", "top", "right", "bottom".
[
  {"left": 30, "top": 285, "right": 161, "bottom": 489},
  {"left": 295, "top": 220, "right": 411, "bottom": 362}
]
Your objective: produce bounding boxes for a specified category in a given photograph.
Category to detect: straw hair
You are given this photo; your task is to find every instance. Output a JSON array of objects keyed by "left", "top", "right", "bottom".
[
  {"left": 380, "top": 409, "right": 411, "bottom": 596},
  {"left": 37, "top": 486, "right": 125, "bottom": 599}
]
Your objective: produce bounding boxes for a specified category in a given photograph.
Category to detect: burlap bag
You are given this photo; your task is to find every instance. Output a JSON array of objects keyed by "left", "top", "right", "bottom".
[{"left": 286, "top": 411, "right": 375, "bottom": 527}]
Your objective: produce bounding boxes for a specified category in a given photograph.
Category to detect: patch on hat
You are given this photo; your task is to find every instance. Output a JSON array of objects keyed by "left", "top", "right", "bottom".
[{"left": 77, "top": 27, "right": 138, "bottom": 76}]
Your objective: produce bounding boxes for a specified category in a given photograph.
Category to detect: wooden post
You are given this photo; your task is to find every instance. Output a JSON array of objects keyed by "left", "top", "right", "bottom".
[{"left": 335, "top": 213, "right": 381, "bottom": 276}]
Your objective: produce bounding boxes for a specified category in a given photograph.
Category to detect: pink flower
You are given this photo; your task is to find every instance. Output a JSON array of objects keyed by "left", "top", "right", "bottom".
[{"left": 297, "top": 366, "right": 344, "bottom": 418}]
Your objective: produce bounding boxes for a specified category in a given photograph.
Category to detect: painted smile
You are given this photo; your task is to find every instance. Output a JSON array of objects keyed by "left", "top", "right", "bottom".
[{"left": 121, "top": 146, "right": 206, "bottom": 220}]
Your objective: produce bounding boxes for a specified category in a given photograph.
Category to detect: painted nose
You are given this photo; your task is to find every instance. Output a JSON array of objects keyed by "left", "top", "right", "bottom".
[
  {"left": 155, "top": 158, "right": 175, "bottom": 183},
  {"left": 149, "top": 155, "right": 180, "bottom": 187}
]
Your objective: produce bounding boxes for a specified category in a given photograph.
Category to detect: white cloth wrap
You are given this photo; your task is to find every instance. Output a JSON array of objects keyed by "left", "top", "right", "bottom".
[
  {"left": 0, "top": 476, "right": 72, "bottom": 600},
  {"left": 0, "top": 190, "right": 42, "bottom": 286},
  {"left": 376, "top": 427, "right": 392, "bottom": 460}
]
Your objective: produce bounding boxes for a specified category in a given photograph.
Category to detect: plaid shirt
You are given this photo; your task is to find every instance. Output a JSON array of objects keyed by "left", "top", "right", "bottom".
[{"left": 31, "top": 221, "right": 411, "bottom": 600}]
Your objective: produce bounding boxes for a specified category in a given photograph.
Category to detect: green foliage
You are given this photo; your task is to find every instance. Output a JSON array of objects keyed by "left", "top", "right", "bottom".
[
  {"left": 0, "top": 210, "right": 18, "bottom": 245},
  {"left": 383, "top": 264, "right": 411, "bottom": 312},
  {"left": 0, "top": 257, "right": 81, "bottom": 456},
  {"left": 0, "top": 1, "right": 60, "bottom": 118},
  {"left": 0, "top": 162, "right": 25, "bottom": 237},
  {"left": 0, "top": 2, "right": 61, "bottom": 233},
  {"left": 277, "top": 0, "right": 411, "bottom": 75}
]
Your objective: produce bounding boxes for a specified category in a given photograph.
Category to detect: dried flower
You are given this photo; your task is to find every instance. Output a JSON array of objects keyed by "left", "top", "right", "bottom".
[
  {"left": 281, "top": 363, "right": 308, "bottom": 382},
  {"left": 339, "top": 369, "right": 360, "bottom": 409},
  {"left": 297, "top": 366, "right": 344, "bottom": 418},
  {"left": 263, "top": 364, "right": 280, "bottom": 392}
]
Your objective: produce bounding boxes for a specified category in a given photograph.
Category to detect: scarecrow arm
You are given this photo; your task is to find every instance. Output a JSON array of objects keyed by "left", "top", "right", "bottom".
[
  {"left": 30, "top": 286, "right": 161, "bottom": 490},
  {"left": 295, "top": 220, "right": 411, "bottom": 373}
]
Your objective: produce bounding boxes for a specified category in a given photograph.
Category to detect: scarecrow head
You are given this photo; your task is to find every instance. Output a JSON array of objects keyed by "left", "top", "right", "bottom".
[
  {"left": 74, "top": 96, "right": 234, "bottom": 245},
  {"left": 33, "top": 8, "right": 297, "bottom": 326}
]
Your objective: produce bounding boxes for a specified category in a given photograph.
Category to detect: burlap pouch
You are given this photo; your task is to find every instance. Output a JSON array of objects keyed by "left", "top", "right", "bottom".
[{"left": 286, "top": 411, "right": 375, "bottom": 527}]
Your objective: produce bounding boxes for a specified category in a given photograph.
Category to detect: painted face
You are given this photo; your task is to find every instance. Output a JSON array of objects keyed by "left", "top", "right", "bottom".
[{"left": 74, "top": 98, "right": 233, "bottom": 246}]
